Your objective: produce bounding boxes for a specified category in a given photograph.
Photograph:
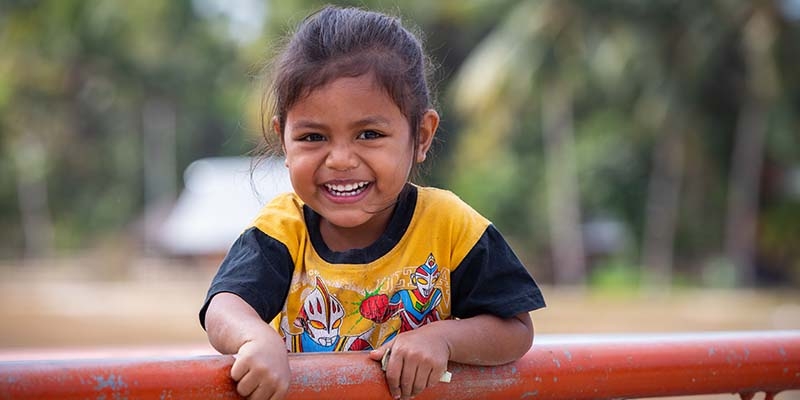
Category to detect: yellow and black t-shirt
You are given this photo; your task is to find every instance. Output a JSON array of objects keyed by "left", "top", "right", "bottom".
[{"left": 200, "top": 184, "right": 544, "bottom": 352}]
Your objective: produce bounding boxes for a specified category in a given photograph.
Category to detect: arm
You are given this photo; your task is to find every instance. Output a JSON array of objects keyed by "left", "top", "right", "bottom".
[
  {"left": 205, "top": 292, "right": 290, "bottom": 400},
  {"left": 429, "top": 311, "right": 533, "bottom": 365},
  {"left": 370, "top": 312, "right": 534, "bottom": 399}
]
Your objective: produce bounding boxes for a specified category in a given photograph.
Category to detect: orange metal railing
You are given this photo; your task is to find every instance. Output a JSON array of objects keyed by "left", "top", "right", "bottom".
[{"left": 1, "top": 331, "right": 798, "bottom": 400}]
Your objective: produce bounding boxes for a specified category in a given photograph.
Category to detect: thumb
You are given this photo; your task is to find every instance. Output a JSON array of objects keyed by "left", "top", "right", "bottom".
[{"left": 368, "top": 345, "right": 387, "bottom": 361}]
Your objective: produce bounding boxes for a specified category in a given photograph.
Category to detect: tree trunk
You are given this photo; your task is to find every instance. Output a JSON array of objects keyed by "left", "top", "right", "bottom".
[
  {"left": 142, "top": 98, "right": 177, "bottom": 254},
  {"left": 724, "top": 97, "right": 767, "bottom": 286},
  {"left": 12, "top": 131, "right": 54, "bottom": 258},
  {"left": 724, "top": 8, "right": 776, "bottom": 286},
  {"left": 641, "top": 121, "right": 685, "bottom": 291},
  {"left": 542, "top": 80, "right": 586, "bottom": 286}
]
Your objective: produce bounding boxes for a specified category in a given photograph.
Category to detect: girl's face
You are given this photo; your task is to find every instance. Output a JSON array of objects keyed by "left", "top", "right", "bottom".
[{"left": 276, "top": 74, "right": 438, "bottom": 250}]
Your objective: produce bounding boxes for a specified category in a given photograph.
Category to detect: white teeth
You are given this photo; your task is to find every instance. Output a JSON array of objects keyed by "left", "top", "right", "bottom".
[{"left": 325, "top": 181, "right": 369, "bottom": 196}]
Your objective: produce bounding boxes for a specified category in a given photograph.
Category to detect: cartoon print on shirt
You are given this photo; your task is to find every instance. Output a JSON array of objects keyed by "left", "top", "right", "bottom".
[
  {"left": 359, "top": 253, "right": 443, "bottom": 345},
  {"left": 281, "top": 276, "right": 374, "bottom": 352}
]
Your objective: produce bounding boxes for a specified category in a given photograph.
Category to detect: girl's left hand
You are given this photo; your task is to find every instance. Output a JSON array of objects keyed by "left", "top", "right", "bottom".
[{"left": 369, "top": 326, "right": 451, "bottom": 400}]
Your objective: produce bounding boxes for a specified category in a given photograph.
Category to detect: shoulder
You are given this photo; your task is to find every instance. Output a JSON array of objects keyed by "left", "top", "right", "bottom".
[
  {"left": 414, "top": 186, "right": 490, "bottom": 227},
  {"left": 409, "top": 185, "right": 491, "bottom": 264},
  {"left": 251, "top": 191, "right": 307, "bottom": 247}
]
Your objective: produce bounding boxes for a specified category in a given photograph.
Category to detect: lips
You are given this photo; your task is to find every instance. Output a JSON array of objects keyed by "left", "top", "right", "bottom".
[{"left": 323, "top": 181, "right": 371, "bottom": 197}]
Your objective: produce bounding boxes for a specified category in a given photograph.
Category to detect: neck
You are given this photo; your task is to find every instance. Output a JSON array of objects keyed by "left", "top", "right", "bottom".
[{"left": 319, "top": 207, "right": 394, "bottom": 252}]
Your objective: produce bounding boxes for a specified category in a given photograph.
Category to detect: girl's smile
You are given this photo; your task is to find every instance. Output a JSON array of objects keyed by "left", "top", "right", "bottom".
[
  {"left": 276, "top": 73, "right": 438, "bottom": 251},
  {"left": 323, "top": 181, "right": 371, "bottom": 202}
]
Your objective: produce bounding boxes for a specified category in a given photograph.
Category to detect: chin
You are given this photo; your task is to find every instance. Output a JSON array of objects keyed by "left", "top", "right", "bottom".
[{"left": 322, "top": 213, "right": 373, "bottom": 229}]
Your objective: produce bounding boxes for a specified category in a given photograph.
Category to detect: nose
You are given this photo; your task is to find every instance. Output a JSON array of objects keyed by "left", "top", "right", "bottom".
[{"left": 325, "top": 142, "right": 359, "bottom": 171}]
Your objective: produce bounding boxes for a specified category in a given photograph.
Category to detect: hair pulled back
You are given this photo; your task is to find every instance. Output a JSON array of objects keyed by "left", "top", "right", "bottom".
[{"left": 265, "top": 6, "right": 434, "bottom": 150}]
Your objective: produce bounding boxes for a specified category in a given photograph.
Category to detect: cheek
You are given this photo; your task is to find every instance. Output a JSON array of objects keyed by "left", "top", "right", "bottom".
[
  {"left": 283, "top": 144, "right": 308, "bottom": 168},
  {"left": 284, "top": 153, "right": 312, "bottom": 182},
  {"left": 287, "top": 161, "right": 313, "bottom": 181},
  {"left": 391, "top": 141, "right": 418, "bottom": 166}
]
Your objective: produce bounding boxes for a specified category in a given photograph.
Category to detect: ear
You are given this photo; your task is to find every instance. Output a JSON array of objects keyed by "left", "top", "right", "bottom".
[{"left": 415, "top": 109, "right": 439, "bottom": 163}]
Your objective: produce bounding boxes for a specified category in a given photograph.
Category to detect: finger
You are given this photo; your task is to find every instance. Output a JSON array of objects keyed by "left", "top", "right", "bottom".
[
  {"left": 247, "top": 383, "right": 267, "bottom": 400},
  {"left": 385, "top": 353, "right": 402, "bottom": 399},
  {"left": 230, "top": 357, "right": 247, "bottom": 381},
  {"left": 427, "top": 365, "right": 444, "bottom": 387},
  {"left": 268, "top": 379, "right": 290, "bottom": 400},
  {"left": 413, "top": 365, "right": 433, "bottom": 397},
  {"left": 235, "top": 371, "right": 260, "bottom": 398},
  {"left": 249, "top": 381, "right": 276, "bottom": 400},
  {"left": 399, "top": 362, "right": 417, "bottom": 399},
  {"left": 369, "top": 344, "right": 388, "bottom": 361}
]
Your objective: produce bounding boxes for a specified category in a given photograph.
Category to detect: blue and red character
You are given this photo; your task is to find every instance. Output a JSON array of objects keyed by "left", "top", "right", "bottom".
[{"left": 360, "top": 253, "right": 443, "bottom": 344}]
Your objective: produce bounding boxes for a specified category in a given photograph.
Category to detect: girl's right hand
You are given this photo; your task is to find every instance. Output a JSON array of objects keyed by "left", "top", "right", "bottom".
[{"left": 230, "top": 338, "right": 291, "bottom": 400}]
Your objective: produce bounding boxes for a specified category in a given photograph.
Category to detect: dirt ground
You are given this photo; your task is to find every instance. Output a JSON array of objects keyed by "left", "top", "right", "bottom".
[{"left": 1, "top": 258, "right": 798, "bottom": 399}]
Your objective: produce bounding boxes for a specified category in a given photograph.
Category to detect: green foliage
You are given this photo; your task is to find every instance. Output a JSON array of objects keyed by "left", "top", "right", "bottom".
[
  {"left": 589, "top": 260, "right": 641, "bottom": 291},
  {"left": 1, "top": 0, "right": 798, "bottom": 288},
  {"left": 0, "top": 0, "right": 256, "bottom": 255},
  {"left": 447, "top": 0, "right": 800, "bottom": 286}
]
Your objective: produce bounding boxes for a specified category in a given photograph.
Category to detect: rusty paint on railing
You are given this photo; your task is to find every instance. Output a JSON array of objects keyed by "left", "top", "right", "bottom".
[{"left": 1, "top": 331, "right": 799, "bottom": 400}]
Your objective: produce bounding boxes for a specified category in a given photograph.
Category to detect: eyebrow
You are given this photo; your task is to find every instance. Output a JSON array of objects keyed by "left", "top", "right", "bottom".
[
  {"left": 351, "top": 116, "right": 391, "bottom": 128},
  {"left": 290, "top": 116, "right": 392, "bottom": 131},
  {"left": 291, "top": 120, "right": 327, "bottom": 131}
]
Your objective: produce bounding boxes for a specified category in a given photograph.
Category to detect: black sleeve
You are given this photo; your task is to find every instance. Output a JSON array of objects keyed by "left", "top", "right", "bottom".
[
  {"left": 450, "top": 225, "right": 546, "bottom": 319},
  {"left": 198, "top": 227, "right": 294, "bottom": 329}
]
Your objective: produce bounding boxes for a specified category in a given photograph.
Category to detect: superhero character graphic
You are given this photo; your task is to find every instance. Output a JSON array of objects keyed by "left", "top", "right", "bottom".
[
  {"left": 281, "top": 276, "right": 373, "bottom": 352},
  {"left": 359, "top": 253, "right": 443, "bottom": 344}
]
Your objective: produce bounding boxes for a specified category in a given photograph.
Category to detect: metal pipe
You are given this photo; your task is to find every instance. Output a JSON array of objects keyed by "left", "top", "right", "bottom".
[{"left": 1, "top": 331, "right": 798, "bottom": 400}]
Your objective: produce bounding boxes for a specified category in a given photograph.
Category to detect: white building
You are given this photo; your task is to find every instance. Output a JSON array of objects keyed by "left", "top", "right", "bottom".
[{"left": 155, "top": 156, "right": 292, "bottom": 257}]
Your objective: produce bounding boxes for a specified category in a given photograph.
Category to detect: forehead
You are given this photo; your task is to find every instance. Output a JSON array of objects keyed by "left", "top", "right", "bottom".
[{"left": 286, "top": 74, "right": 407, "bottom": 127}]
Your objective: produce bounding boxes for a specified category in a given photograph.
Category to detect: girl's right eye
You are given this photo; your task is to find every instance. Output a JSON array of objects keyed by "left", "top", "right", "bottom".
[{"left": 299, "top": 133, "right": 325, "bottom": 142}]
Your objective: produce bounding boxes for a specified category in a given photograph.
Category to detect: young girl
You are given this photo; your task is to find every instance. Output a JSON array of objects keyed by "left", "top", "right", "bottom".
[{"left": 200, "top": 6, "right": 545, "bottom": 400}]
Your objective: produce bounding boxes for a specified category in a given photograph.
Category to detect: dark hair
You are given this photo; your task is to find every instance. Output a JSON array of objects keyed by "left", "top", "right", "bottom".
[{"left": 260, "top": 6, "right": 435, "bottom": 163}]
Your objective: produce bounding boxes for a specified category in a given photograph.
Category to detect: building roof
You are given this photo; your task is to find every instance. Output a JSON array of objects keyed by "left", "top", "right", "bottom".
[{"left": 156, "top": 156, "right": 292, "bottom": 256}]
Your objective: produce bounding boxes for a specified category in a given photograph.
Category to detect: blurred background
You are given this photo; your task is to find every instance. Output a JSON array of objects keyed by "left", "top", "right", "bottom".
[{"left": 1, "top": 0, "right": 799, "bottom": 369}]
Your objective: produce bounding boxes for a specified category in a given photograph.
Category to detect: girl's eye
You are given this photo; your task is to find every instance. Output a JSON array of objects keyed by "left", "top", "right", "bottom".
[
  {"left": 300, "top": 133, "right": 325, "bottom": 142},
  {"left": 358, "top": 130, "right": 383, "bottom": 140}
]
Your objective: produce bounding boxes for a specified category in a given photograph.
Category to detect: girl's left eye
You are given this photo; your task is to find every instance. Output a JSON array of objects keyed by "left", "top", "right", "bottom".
[
  {"left": 358, "top": 130, "right": 383, "bottom": 140},
  {"left": 300, "top": 133, "right": 325, "bottom": 142}
]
